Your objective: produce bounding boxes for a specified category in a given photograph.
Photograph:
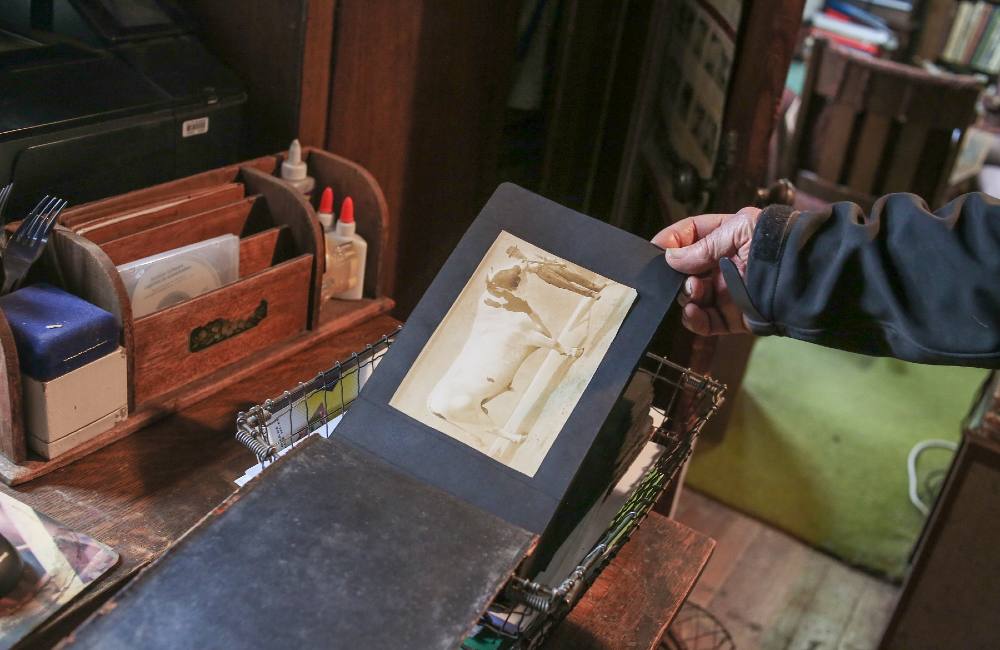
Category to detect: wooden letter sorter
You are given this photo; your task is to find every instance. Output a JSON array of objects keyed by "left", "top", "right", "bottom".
[{"left": 0, "top": 148, "right": 392, "bottom": 484}]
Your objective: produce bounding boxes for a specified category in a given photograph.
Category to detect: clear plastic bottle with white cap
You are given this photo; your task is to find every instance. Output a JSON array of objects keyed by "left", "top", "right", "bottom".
[{"left": 280, "top": 139, "right": 315, "bottom": 194}]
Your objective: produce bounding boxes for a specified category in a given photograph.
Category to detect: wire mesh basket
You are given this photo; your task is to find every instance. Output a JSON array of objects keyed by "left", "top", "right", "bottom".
[
  {"left": 235, "top": 327, "right": 725, "bottom": 648},
  {"left": 235, "top": 330, "right": 396, "bottom": 464}
]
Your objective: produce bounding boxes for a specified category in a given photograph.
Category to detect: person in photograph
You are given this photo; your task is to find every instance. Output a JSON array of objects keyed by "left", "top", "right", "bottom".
[
  {"left": 505, "top": 245, "right": 605, "bottom": 299},
  {"left": 700, "top": 119, "right": 717, "bottom": 159},
  {"left": 691, "top": 102, "right": 706, "bottom": 135},
  {"left": 716, "top": 53, "right": 730, "bottom": 89},
  {"left": 677, "top": 81, "right": 693, "bottom": 120},
  {"left": 691, "top": 17, "right": 707, "bottom": 57},
  {"left": 704, "top": 32, "right": 719, "bottom": 79}
]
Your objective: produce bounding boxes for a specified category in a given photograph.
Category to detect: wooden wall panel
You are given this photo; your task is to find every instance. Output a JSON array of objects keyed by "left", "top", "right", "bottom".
[
  {"left": 180, "top": 0, "right": 335, "bottom": 155},
  {"left": 326, "top": 1, "right": 521, "bottom": 316},
  {"left": 298, "top": 0, "right": 337, "bottom": 147},
  {"left": 541, "top": 0, "right": 652, "bottom": 216},
  {"left": 324, "top": 0, "right": 422, "bottom": 312},
  {"left": 712, "top": 0, "right": 806, "bottom": 212}
]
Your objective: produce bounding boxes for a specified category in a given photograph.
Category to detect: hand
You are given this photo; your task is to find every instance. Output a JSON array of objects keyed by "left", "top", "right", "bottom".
[{"left": 651, "top": 207, "right": 761, "bottom": 336}]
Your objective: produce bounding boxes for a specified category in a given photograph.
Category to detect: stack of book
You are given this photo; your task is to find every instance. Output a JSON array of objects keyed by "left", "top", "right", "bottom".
[
  {"left": 811, "top": 1, "right": 900, "bottom": 55},
  {"left": 942, "top": 1, "right": 1000, "bottom": 74}
]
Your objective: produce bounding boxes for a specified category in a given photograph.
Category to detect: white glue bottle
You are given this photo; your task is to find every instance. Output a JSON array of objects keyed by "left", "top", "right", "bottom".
[
  {"left": 318, "top": 187, "right": 349, "bottom": 300},
  {"left": 281, "top": 139, "right": 315, "bottom": 194},
  {"left": 326, "top": 195, "right": 367, "bottom": 300}
]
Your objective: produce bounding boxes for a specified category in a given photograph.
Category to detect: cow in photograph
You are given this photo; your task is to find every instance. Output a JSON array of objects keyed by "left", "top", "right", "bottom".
[{"left": 427, "top": 247, "right": 604, "bottom": 442}]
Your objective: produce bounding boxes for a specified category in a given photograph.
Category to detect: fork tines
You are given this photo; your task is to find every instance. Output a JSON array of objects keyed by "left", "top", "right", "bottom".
[
  {"left": 13, "top": 195, "right": 66, "bottom": 242},
  {"left": 1, "top": 194, "right": 68, "bottom": 294},
  {"left": 0, "top": 183, "right": 12, "bottom": 223}
]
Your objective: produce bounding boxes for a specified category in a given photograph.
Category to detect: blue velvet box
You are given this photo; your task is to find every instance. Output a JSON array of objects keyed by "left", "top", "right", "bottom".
[{"left": 0, "top": 284, "right": 120, "bottom": 382}]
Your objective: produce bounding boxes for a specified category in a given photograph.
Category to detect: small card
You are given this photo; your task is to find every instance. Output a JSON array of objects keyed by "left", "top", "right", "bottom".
[
  {"left": 0, "top": 492, "right": 118, "bottom": 646},
  {"left": 335, "top": 183, "right": 682, "bottom": 535}
]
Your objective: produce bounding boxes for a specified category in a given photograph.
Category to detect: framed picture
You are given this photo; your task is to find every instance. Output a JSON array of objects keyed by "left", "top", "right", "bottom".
[
  {"left": 390, "top": 231, "right": 637, "bottom": 477},
  {"left": 335, "top": 184, "right": 681, "bottom": 535}
]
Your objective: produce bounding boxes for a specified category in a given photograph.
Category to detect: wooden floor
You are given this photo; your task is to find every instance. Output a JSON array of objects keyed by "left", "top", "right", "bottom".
[{"left": 673, "top": 490, "right": 900, "bottom": 650}]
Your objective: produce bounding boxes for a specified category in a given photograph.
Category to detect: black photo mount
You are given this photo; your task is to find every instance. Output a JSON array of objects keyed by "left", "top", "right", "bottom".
[
  {"left": 336, "top": 183, "right": 684, "bottom": 573},
  {"left": 63, "top": 185, "right": 692, "bottom": 649}
]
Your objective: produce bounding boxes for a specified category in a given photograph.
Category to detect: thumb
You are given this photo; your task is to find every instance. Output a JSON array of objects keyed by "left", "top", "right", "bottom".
[
  {"left": 664, "top": 232, "right": 723, "bottom": 275},
  {"left": 664, "top": 209, "right": 757, "bottom": 275}
]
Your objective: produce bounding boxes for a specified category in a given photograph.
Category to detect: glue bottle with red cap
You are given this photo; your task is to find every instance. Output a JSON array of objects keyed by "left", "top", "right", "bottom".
[
  {"left": 318, "top": 187, "right": 352, "bottom": 300},
  {"left": 321, "top": 192, "right": 367, "bottom": 300},
  {"left": 317, "top": 186, "right": 336, "bottom": 230}
]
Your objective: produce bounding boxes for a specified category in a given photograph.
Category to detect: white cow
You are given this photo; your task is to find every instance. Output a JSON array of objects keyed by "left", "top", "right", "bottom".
[{"left": 427, "top": 258, "right": 600, "bottom": 442}]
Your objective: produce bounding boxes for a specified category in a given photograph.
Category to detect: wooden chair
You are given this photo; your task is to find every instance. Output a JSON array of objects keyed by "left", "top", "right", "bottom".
[{"left": 783, "top": 39, "right": 983, "bottom": 211}]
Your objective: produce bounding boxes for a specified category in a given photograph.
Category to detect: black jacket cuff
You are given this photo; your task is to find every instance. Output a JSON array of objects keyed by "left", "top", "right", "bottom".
[{"left": 742, "top": 204, "right": 798, "bottom": 335}]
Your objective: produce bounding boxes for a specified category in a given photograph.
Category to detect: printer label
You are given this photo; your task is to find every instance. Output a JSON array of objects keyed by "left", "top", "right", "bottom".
[{"left": 182, "top": 117, "right": 210, "bottom": 138}]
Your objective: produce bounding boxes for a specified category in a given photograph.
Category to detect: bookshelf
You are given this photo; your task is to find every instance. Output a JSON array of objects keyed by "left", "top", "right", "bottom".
[
  {"left": 810, "top": 1, "right": 921, "bottom": 59},
  {"left": 913, "top": 0, "right": 956, "bottom": 59},
  {"left": 936, "top": 1, "right": 1000, "bottom": 74}
]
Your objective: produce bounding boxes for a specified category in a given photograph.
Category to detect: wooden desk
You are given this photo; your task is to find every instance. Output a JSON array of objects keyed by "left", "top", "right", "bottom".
[
  {"left": 2, "top": 311, "right": 713, "bottom": 647},
  {"left": 5, "top": 313, "right": 402, "bottom": 646},
  {"left": 549, "top": 512, "right": 715, "bottom": 650}
]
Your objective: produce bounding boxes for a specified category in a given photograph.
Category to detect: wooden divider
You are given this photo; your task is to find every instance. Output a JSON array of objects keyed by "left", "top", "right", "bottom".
[
  {"left": 133, "top": 255, "right": 313, "bottom": 404},
  {"left": 240, "top": 227, "right": 291, "bottom": 276},
  {"left": 77, "top": 184, "right": 247, "bottom": 243},
  {"left": 100, "top": 196, "right": 261, "bottom": 265},
  {"left": 50, "top": 227, "right": 136, "bottom": 410},
  {"left": 0, "top": 313, "right": 23, "bottom": 463},
  {"left": 0, "top": 149, "right": 393, "bottom": 484},
  {"left": 240, "top": 166, "right": 325, "bottom": 329},
  {"left": 304, "top": 148, "right": 390, "bottom": 298},
  {"left": 61, "top": 156, "right": 275, "bottom": 228}
]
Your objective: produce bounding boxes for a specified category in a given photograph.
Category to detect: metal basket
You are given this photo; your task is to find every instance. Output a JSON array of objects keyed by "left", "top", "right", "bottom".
[
  {"left": 235, "top": 327, "right": 725, "bottom": 648},
  {"left": 235, "top": 330, "right": 397, "bottom": 464}
]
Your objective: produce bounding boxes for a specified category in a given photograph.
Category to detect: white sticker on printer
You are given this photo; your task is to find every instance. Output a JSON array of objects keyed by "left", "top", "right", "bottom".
[{"left": 181, "top": 117, "right": 210, "bottom": 138}]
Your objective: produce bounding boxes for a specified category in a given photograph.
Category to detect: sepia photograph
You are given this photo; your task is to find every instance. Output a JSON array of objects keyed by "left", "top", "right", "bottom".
[{"left": 390, "top": 231, "right": 637, "bottom": 477}]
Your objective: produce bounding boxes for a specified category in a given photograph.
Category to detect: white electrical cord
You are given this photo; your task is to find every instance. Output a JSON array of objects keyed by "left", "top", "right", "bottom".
[{"left": 907, "top": 439, "right": 958, "bottom": 516}]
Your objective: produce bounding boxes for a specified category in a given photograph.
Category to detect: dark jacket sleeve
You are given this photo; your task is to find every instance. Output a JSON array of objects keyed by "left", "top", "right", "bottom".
[{"left": 737, "top": 192, "right": 1000, "bottom": 368}]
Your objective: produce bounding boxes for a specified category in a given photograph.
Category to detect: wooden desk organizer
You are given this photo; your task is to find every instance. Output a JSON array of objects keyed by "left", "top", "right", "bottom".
[{"left": 0, "top": 149, "right": 393, "bottom": 484}]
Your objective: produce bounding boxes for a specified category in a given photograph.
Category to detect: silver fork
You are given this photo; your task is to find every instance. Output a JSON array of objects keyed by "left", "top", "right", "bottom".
[
  {"left": 0, "top": 183, "right": 12, "bottom": 221},
  {"left": 1, "top": 196, "right": 68, "bottom": 294},
  {"left": 0, "top": 182, "right": 13, "bottom": 249}
]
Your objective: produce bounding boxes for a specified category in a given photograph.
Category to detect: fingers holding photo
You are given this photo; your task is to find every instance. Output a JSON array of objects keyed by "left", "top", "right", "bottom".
[
  {"left": 679, "top": 274, "right": 713, "bottom": 306},
  {"left": 676, "top": 268, "right": 748, "bottom": 336},
  {"left": 681, "top": 300, "right": 749, "bottom": 336},
  {"left": 651, "top": 212, "right": 728, "bottom": 250}
]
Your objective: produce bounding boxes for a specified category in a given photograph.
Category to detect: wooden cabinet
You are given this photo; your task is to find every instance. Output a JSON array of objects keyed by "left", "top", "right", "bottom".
[
  {"left": 182, "top": 0, "right": 522, "bottom": 316},
  {"left": 178, "top": 0, "right": 335, "bottom": 154},
  {"left": 608, "top": 0, "right": 803, "bottom": 235},
  {"left": 325, "top": 1, "right": 522, "bottom": 316},
  {"left": 579, "top": 0, "right": 804, "bottom": 416},
  {"left": 881, "top": 372, "right": 1000, "bottom": 649},
  {"left": 186, "top": 0, "right": 803, "bottom": 327}
]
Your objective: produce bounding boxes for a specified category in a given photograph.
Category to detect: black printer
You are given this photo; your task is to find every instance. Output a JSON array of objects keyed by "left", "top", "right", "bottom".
[{"left": 0, "top": 0, "right": 247, "bottom": 215}]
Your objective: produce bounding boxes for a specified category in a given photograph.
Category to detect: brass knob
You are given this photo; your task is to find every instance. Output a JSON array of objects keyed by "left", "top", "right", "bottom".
[
  {"left": 671, "top": 161, "right": 716, "bottom": 204},
  {"left": 755, "top": 178, "right": 796, "bottom": 207}
]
